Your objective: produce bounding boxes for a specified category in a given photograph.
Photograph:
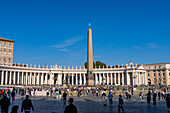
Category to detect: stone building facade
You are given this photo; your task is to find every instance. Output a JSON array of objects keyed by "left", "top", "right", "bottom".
[{"left": 0, "top": 37, "right": 15, "bottom": 66}]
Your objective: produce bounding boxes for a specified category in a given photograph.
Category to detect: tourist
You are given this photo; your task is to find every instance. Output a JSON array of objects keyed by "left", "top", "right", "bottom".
[
  {"left": 11, "top": 90, "right": 15, "bottom": 102},
  {"left": 158, "top": 91, "right": 161, "bottom": 100},
  {"left": 108, "top": 92, "right": 113, "bottom": 106},
  {"left": 153, "top": 92, "right": 156, "bottom": 105},
  {"left": 166, "top": 93, "right": 170, "bottom": 111},
  {"left": 63, "top": 91, "right": 67, "bottom": 105},
  {"left": 0, "top": 93, "right": 11, "bottom": 113},
  {"left": 139, "top": 92, "right": 143, "bottom": 101},
  {"left": 21, "top": 95, "right": 34, "bottom": 113},
  {"left": 64, "top": 98, "right": 77, "bottom": 113},
  {"left": 147, "top": 90, "right": 151, "bottom": 104},
  {"left": 118, "top": 94, "right": 124, "bottom": 112},
  {"left": 10, "top": 105, "right": 19, "bottom": 113},
  {"left": 46, "top": 90, "right": 49, "bottom": 97}
]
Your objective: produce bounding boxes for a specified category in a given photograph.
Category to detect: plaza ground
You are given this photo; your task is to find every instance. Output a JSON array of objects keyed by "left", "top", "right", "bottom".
[{"left": 9, "top": 94, "right": 168, "bottom": 113}]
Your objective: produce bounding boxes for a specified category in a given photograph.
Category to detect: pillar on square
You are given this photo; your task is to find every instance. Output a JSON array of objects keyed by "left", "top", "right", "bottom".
[
  {"left": 21, "top": 72, "right": 24, "bottom": 84},
  {"left": 95, "top": 73, "right": 98, "bottom": 85},
  {"left": 41, "top": 73, "right": 44, "bottom": 85},
  {"left": 26, "top": 72, "right": 28, "bottom": 85},
  {"left": 118, "top": 73, "right": 120, "bottom": 85},
  {"left": 5, "top": 71, "right": 8, "bottom": 85},
  {"left": 84, "top": 73, "right": 86, "bottom": 85},
  {"left": 1, "top": 71, "right": 4, "bottom": 85},
  {"left": 107, "top": 73, "right": 109, "bottom": 85},
  {"left": 114, "top": 73, "right": 116, "bottom": 85},
  {"left": 80, "top": 74, "right": 82, "bottom": 85},
  {"left": 9, "top": 71, "right": 12, "bottom": 85},
  {"left": 17, "top": 72, "right": 20, "bottom": 84},
  {"left": 34, "top": 73, "right": 36, "bottom": 85},
  {"left": 76, "top": 73, "right": 78, "bottom": 85},
  {"left": 126, "top": 72, "right": 130, "bottom": 85},
  {"left": 37, "top": 73, "right": 40, "bottom": 85},
  {"left": 64, "top": 73, "right": 66, "bottom": 80},
  {"left": 13, "top": 71, "right": 16, "bottom": 85},
  {"left": 122, "top": 73, "right": 124, "bottom": 85},
  {"left": 99, "top": 73, "right": 102, "bottom": 85},
  {"left": 111, "top": 73, "right": 113, "bottom": 85},
  {"left": 71, "top": 73, "right": 74, "bottom": 86},
  {"left": 45, "top": 73, "right": 48, "bottom": 84},
  {"left": 30, "top": 73, "right": 32, "bottom": 85}
]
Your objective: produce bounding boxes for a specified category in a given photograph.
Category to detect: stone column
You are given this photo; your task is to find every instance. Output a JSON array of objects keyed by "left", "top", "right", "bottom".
[
  {"left": 1, "top": 71, "right": 4, "bottom": 85},
  {"left": 13, "top": 71, "right": 16, "bottom": 85},
  {"left": 84, "top": 73, "right": 86, "bottom": 85},
  {"left": 5, "top": 71, "right": 8, "bottom": 84},
  {"left": 160, "top": 71, "right": 163, "bottom": 85},
  {"left": 17, "top": 72, "right": 20, "bottom": 84},
  {"left": 111, "top": 73, "right": 113, "bottom": 85},
  {"left": 37, "top": 73, "right": 40, "bottom": 85},
  {"left": 34, "top": 72, "right": 36, "bottom": 85},
  {"left": 122, "top": 72, "right": 124, "bottom": 85},
  {"left": 114, "top": 73, "right": 116, "bottom": 85},
  {"left": 9, "top": 71, "right": 12, "bottom": 85},
  {"left": 156, "top": 71, "right": 159, "bottom": 85},
  {"left": 99, "top": 73, "right": 102, "bottom": 85},
  {"left": 126, "top": 72, "right": 130, "bottom": 85},
  {"left": 72, "top": 74, "right": 74, "bottom": 86},
  {"left": 64, "top": 73, "right": 66, "bottom": 80},
  {"left": 41, "top": 73, "right": 44, "bottom": 85},
  {"left": 95, "top": 73, "right": 98, "bottom": 85},
  {"left": 107, "top": 73, "right": 109, "bottom": 85},
  {"left": 118, "top": 73, "right": 120, "bottom": 85},
  {"left": 80, "top": 74, "right": 82, "bottom": 85},
  {"left": 103, "top": 73, "right": 106, "bottom": 85},
  {"left": 21, "top": 72, "right": 24, "bottom": 84},
  {"left": 30, "top": 73, "right": 32, "bottom": 85},
  {"left": 26, "top": 72, "right": 28, "bottom": 85},
  {"left": 165, "top": 69, "right": 169, "bottom": 86},
  {"left": 46, "top": 73, "right": 48, "bottom": 84},
  {"left": 76, "top": 73, "right": 78, "bottom": 85}
]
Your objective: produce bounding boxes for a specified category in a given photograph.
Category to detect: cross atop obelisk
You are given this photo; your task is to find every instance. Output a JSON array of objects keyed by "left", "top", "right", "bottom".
[{"left": 87, "top": 20, "right": 94, "bottom": 86}]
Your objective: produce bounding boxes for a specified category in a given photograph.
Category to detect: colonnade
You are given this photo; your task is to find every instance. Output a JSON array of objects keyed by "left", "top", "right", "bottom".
[{"left": 0, "top": 70, "right": 147, "bottom": 86}]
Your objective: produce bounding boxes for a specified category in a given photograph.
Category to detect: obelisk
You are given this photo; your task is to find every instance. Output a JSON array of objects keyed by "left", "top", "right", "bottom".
[{"left": 87, "top": 20, "right": 94, "bottom": 86}]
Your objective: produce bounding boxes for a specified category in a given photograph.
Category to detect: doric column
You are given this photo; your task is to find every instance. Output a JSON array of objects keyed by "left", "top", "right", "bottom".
[
  {"left": 9, "top": 71, "right": 12, "bottom": 85},
  {"left": 99, "top": 73, "right": 102, "bottom": 85},
  {"left": 64, "top": 73, "right": 66, "bottom": 80},
  {"left": 37, "top": 73, "right": 40, "bottom": 85},
  {"left": 126, "top": 72, "right": 130, "bottom": 85},
  {"left": 111, "top": 73, "right": 113, "bottom": 85},
  {"left": 13, "top": 71, "right": 16, "bottom": 85},
  {"left": 46, "top": 73, "right": 48, "bottom": 84},
  {"left": 21, "top": 72, "right": 24, "bottom": 84},
  {"left": 26, "top": 72, "right": 28, "bottom": 85},
  {"left": 5, "top": 71, "right": 8, "bottom": 85},
  {"left": 34, "top": 72, "right": 36, "bottom": 85},
  {"left": 84, "top": 73, "right": 86, "bottom": 85},
  {"left": 114, "top": 73, "right": 116, "bottom": 85},
  {"left": 122, "top": 72, "right": 124, "bottom": 85},
  {"left": 72, "top": 73, "right": 74, "bottom": 85},
  {"left": 29, "top": 73, "right": 32, "bottom": 85},
  {"left": 107, "top": 73, "right": 109, "bottom": 85},
  {"left": 80, "top": 74, "right": 82, "bottom": 85},
  {"left": 103, "top": 73, "right": 106, "bottom": 85},
  {"left": 1, "top": 71, "right": 4, "bottom": 85},
  {"left": 95, "top": 73, "right": 98, "bottom": 85},
  {"left": 118, "top": 73, "right": 120, "bottom": 85},
  {"left": 76, "top": 73, "right": 78, "bottom": 85},
  {"left": 41, "top": 73, "right": 44, "bottom": 85},
  {"left": 17, "top": 72, "right": 20, "bottom": 84}
]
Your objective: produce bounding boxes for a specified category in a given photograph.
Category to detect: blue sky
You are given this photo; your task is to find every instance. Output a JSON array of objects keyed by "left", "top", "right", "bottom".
[{"left": 0, "top": 0, "right": 170, "bottom": 67}]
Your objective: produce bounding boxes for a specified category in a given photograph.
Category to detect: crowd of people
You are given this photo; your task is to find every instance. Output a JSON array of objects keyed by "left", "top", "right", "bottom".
[{"left": 0, "top": 86, "right": 170, "bottom": 113}]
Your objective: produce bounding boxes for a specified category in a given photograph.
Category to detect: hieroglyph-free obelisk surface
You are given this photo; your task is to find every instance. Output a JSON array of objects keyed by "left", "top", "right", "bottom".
[{"left": 87, "top": 21, "right": 94, "bottom": 86}]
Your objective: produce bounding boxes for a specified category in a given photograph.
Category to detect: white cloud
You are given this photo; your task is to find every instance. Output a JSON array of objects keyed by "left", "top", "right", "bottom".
[
  {"left": 147, "top": 43, "right": 157, "bottom": 48},
  {"left": 51, "top": 36, "right": 84, "bottom": 51},
  {"left": 134, "top": 45, "right": 144, "bottom": 49}
]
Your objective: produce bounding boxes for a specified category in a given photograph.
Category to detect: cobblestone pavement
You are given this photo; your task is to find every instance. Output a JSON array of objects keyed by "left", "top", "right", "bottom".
[{"left": 8, "top": 94, "right": 168, "bottom": 113}]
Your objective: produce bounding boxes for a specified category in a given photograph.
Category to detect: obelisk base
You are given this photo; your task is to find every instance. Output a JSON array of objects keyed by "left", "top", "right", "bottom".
[{"left": 87, "top": 79, "right": 94, "bottom": 86}]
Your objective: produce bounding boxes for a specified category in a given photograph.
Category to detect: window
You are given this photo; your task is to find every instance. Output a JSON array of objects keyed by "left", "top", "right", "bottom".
[
  {"left": 4, "top": 43, "right": 7, "bottom": 47},
  {"left": 163, "top": 73, "right": 165, "bottom": 76},
  {"left": 3, "top": 58, "right": 6, "bottom": 63},
  {"left": 154, "top": 73, "right": 156, "bottom": 77},
  {"left": 148, "top": 73, "right": 150, "bottom": 77},
  {"left": 4, "top": 49, "right": 7, "bottom": 54},
  {"left": 9, "top": 43, "right": 12, "bottom": 48},
  {"left": 158, "top": 73, "right": 160, "bottom": 77},
  {"left": 8, "top": 58, "right": 11, "bottom": 63},
  {"left": 169, "top": 73, "right": 170, "bottom": 76}
]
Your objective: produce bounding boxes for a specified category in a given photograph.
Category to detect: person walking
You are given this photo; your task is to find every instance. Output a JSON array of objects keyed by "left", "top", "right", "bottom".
[
  {"left": 0, "top": 93, "right": 11, "bottom": 113},
  {"left": 64, "top": 98, "right": 78, "bottom": 113},
  {"left": 21, "top": 95, "right": 34, "bottom": 113},
  {"left": 118, "top": 94, "right": 124, "bottom": 112},
  {"left": 147, "top": 90, "right": 151, "bottom": 104},
  {"left": 166, "top": 93, "right": 170, "bottom": 111},
  {"left": 11, "top": 90, "right": 15, "bottom": 102},
  {"left": 153, "top": 92, "right": 156, "bottom": 105},
  {"left": 63, "top": 91, "right": 67, "bottom": 105},
  {"left": 108, "top": 92, "right": 113, "bottom": 106},
  {"left": 158, "top": 92, "right": 161, "bottom": 100}
]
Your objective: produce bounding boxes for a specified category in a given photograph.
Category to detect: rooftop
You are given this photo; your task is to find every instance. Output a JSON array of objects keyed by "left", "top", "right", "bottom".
[
  {"left": 145, "top": 63, "right": 170, "bottom": 66},
  {"left": 0, "top": 37, "right": 15, "bottom": 42}
]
